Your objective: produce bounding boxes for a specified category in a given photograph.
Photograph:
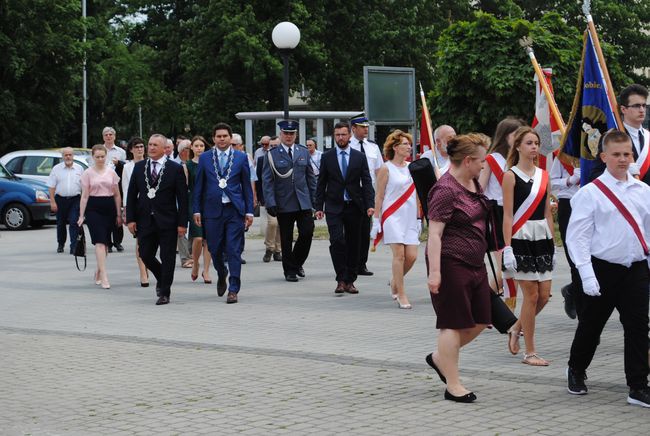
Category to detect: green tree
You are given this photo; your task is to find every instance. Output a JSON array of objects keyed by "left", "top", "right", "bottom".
[
  {"left": 428, "top": 12, "right": 604, "bottom": 135},
  {"left": 0, "top": 0, "right": 84, "bottom": 153}
]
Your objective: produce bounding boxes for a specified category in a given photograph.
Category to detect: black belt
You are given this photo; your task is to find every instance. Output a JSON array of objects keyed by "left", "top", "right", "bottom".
[{"left": 55, "top": 194, "right": 81, "bottom": 199}]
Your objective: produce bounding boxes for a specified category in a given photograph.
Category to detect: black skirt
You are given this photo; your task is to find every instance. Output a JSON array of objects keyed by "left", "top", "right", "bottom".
[{"left": 85, "top": 196, "right": 116, "bottom": 245}]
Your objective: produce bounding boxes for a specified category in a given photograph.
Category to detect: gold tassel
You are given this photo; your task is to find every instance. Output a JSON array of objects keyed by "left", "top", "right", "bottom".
[{"left": 505, "top": 297, "right": 517, "bottom": 311}]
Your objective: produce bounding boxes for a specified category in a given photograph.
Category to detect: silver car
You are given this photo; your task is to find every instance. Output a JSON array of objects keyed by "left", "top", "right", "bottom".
[{"left": 0, "top": 149, "right": 90, "bottom": 183}]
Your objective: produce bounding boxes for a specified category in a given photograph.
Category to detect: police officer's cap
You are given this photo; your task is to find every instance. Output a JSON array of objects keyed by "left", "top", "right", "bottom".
[
  {"left": 350, "top": 113, "right": 370, "bottom": 127},
  {"left": 278, "top": 119, "right": 299, "bottom": 132}
]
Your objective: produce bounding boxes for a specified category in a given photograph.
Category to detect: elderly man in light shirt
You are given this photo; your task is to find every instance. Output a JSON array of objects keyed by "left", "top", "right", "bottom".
[
  {"left": 421, "top": 124, "right": 455, "bottom": 175},
  {"left": 48, "top": 147, "right": 84, "bottom": 253}
]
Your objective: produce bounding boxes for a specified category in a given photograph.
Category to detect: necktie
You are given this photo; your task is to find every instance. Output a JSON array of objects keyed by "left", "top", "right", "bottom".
[
  {"left": 341, "top": 150, "right": 349, "bottom": 201},
  {"left": 640, "top": 130, "right": 645, "bottom": 152},
  {"left": 151, "top": 161, "right": 158, "bottom": 184},
  {"left": 359, "top": 139, "right": 366, "bottom": 154},
  {"left": 288, "top": 147, "right": 293, "bottom": 160},
  {"left": 220, "top": 151, "right": 227, "bottom": 170}
]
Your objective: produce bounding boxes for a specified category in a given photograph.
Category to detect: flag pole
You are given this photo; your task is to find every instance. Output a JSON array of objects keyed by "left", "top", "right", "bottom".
[
  {"left": 419, "top": 82, "right": 441, "bottom": 180},
  {"left": 519, "top": 37, "right": 566, "bottom": 137},
  {"left": 582, "top": 0, "right": 624, "bottom": 131}
]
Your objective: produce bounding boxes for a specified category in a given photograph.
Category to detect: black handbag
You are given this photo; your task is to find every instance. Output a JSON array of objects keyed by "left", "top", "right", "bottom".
[
  {"left": 408, "top": 158, "right": 437, "bottom": 218},
  {"left": 484, "top": 199, "right": 504, "bottom": 252},
  {"left": 486, "top": 252, "right": 517, "bottom": 334},
  {"left": 73, "top": 225, "right": 87, "bottom": 271}
]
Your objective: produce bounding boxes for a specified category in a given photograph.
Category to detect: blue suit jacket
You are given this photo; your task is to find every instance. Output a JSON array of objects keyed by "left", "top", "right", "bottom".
[
  {"left": 192, "top": 148, "right": 254, "bottom": 218},
  {"left": 262, "top": 144, "right": 316, "bottom": 213}
]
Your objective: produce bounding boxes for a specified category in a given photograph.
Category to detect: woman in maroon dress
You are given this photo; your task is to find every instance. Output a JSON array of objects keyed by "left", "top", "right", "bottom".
[{"left": 426, "top": 133, "right": 491, "bottom": 403}]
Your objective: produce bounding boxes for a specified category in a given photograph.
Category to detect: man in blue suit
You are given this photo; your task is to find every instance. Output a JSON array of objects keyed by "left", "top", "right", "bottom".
[
  {"left": 263, "top": 120, "right": 317, "bottom": 282},
  {"left": 193, "top": 123, "right": 254, "bottom": 304}
]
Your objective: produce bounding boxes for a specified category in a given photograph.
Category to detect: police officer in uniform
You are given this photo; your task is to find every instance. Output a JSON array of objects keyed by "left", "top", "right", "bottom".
[
  {"left": 349, "top": 113, "right": 383, "bottom": 276},
  {"left": 262, "top": 120, "right": 317, "bottom": 282}
]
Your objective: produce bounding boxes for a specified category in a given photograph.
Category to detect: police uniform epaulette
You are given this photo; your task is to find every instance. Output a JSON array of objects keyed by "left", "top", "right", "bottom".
[{"left": 296, "top": 144, "right": 307, "bottom": 150}]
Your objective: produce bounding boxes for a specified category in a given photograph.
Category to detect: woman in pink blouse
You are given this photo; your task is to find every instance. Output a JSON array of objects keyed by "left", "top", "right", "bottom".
[{"left": 77, "top": 144, "right": 122, "bottom": 289}]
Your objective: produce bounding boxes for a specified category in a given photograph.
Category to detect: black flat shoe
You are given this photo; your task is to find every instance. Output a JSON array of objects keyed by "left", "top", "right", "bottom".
[
  {"left": 155, "top": 296, "right": 169, "bottom": 305},
  {"left": 425, "top": 354, "right": 447, "bottom": 384},
  {"left": 285, "top": 274, "right": 299, "bottom": 282},
  {"left": 444, "top": 390, "right": 476, "bottom": 403},
  {"left": 141, "top": 282, "right": 149, "bottom": 287},
  {"left": 297, "top": 267, "right": 305, "bottom": 278}
]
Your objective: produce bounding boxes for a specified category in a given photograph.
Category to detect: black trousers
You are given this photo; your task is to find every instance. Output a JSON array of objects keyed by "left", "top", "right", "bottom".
[
  {"left": 568, "top": 257, "right": 649, "bottom": 389},
  {"left": 326, "top": 203, "right": 363, "bottom": 283},
  {"left": 358, "top": 215, "right": 371, "bottom": 271},
  {"left": 138, "top": 217, "right": 177, "bottom": 298},
  {"left": 277, "top": 210, "right": 314, "bottom": 276},
  {"left": 558, "top": 199, "right": 582, "bottom": 299},
  {"left": 54, "top": 194, "right": 80, "bottom": 251}
]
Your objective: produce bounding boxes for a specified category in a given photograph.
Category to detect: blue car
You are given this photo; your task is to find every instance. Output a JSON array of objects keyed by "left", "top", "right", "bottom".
[{"left": 0, "top": 161, "right": 55, "bottom": 230}]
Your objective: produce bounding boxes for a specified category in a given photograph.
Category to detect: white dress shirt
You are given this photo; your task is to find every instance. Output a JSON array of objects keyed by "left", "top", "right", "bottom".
[
  {"left": 550, "top": 157, "right": 579, "bottom": 199},
  {"left": 309, "top": 150, "right": 322, "bottom": 176},
  {"left": 47, "top": 162, "right": 84, "bottom": 196},
  {"left": 349, "top": 137, "right": 382, "bottom": 185},
  {"left": 624, "top": 122, "right": 645, "bottom": 157},
  {"left": 421, "top": 148, "right": 450, "bottom": 175},
  {"left": 281, "top": 144, "right": 295, "bottom": 159},
  {"left": 567, "top": 169, "right": 650, "bottom": 280},
  {"left": 216, "top": 147, "right": 232, "bottom": 203},
  {"left": 121, "top": 161, "right": 136, "bottom": 206}
]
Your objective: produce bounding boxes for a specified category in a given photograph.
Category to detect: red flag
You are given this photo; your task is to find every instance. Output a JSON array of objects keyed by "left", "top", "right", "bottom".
[
  {"left": 419, "top": 107, "right": 432, "bottom": 155},
  {"left": 532, "top": 68, "right": 561, "bottom": 170}
]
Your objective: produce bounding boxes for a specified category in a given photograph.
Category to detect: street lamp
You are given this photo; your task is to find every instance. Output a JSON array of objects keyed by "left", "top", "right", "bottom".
[{"left": 272, "top": 22, "right": 300, "bottom": 120}]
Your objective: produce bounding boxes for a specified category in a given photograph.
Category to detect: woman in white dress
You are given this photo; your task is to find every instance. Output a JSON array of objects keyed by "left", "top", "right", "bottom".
[{"left": 372, "top": 130, "right": 420, "bottom": 309}]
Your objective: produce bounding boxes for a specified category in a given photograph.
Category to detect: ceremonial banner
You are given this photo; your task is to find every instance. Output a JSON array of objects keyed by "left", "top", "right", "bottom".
[
  {"left": 532, "top": 68, "right": 561, "bottom": 170},
  {"left": 559, "top": 31, "right": 620, "bottom": 185},
  {"left": 419, "top": 105, "right": 432, "bottom": 154}
]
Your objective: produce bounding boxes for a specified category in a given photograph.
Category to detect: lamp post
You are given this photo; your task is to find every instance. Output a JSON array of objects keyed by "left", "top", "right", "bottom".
[
  {"left": 82, "top": 0, "right": 87, "bottom": 148},
  {"left": 272, "top": 22, "right": 300, "bottom": 120}
]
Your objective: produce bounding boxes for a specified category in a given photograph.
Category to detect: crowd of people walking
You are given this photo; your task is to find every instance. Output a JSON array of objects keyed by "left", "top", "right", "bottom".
[{"left": 47, "top": 87, "right": 650, "bottom": 406}]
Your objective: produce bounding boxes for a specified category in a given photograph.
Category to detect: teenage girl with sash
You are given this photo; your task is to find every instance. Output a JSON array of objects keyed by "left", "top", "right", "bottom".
[
  {"left": 502, "top": 126, "right": 555, "bottom": 366},
  {"left": 479, "top": 118, "right": 525, "bottom": 309}
]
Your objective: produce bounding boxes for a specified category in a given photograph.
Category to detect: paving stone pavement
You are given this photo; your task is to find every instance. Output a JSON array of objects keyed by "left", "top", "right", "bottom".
[{"left": 0, "top": 226, "right": 648, "bottom": 435}]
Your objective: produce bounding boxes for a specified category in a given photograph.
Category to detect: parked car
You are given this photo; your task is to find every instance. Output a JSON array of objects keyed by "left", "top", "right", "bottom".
[
  {"left": 0, "top": 162, "right": 55, "bottom": 230},
  {"left": 0, "top": 149, "right": 89, "bottom": 183}
]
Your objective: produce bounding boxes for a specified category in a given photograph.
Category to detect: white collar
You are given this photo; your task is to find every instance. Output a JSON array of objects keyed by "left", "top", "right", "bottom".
[
  {"left": 151, "top": 156, "right": 166, "bottom": 165},
  {"left": 624, "top": 122, "right": 641, "bottom": 137},
  {"left": 282, "top": 144, "right": 294, "bottom": 154},
  {"left": 216, "top": 146, "right": 232, "bottom": 156},
  {"left": 511, "top": 165, "right": 537, "bottom": 182},
  {"left": 602, "top": 168, "right": 638, "bottom": 189}
]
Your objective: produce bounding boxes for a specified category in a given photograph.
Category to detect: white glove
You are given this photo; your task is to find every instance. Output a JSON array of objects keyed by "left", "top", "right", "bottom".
[
  {"left": 503, "top": 246, "right": 517, "bottom": 272},
  {"left": 552, "top": 247, "right": 558, "bottom": 270},
  {"left": 629, "top": 162, "right": 640, "bottom": 176},
  {"left": 370, "top": 218, "right": 381, "bottom": 239},
  {"left": 568, "top": 168, "right": 581, "bottom": 185},
  {"left": 582, "top": 277, "right": 601, "bottom": 297},
  {"left": 416, "top": 219, "right": 422, "bottom": 236},
  {"left": 578, "top": 264, "right": 601, "bottom": 297}
]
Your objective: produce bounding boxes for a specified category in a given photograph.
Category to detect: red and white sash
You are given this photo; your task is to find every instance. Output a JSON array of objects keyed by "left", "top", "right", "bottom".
[
  {"left": 486, "top": 154, "right": 506, "bottom": 185},
  {"left": 373, "top": 183, "right": 416, "bottom": 249},
  {"left": 593, "top": 179, "right": 649, "bottom": 255},
  {"left": 635, "top": 128, "right": 650, "bottom": 179},
  {"left": 512, "top": 167, "right": 549, "bottom": 235}
]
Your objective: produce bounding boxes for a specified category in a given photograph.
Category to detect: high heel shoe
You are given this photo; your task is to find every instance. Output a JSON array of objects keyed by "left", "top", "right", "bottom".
[
  {"left": 396, "top": 297, "right": 412, "bottom": 309},
  {"left": 101, "top": 280, "right": 111, "bottom": 289},
  {"left": 94, "top": 271, "right": 101, "bottom": 286},
  {"left": 191, "top": 271, "right": 198, "bottom": 281},
  {"left": 202, "top": 272, "right": 212, "bottom": 284},
  {"left": 388, "top": 280, "right": 398, "bottom": 300}
]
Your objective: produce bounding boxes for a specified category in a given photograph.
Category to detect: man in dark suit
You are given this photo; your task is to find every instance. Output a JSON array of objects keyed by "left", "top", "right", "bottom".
[
  {"left": 314, "top": 122, "right": 375, "bottom": 294},
  {"left": 193, "top": 122, "right": 254, "bottom": 304},
  {"left": 263, "top": 120, "right": 317, "bottom": 282},
  {"left": 126, "top": 134, "right": 188, "bottom": 305}
]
